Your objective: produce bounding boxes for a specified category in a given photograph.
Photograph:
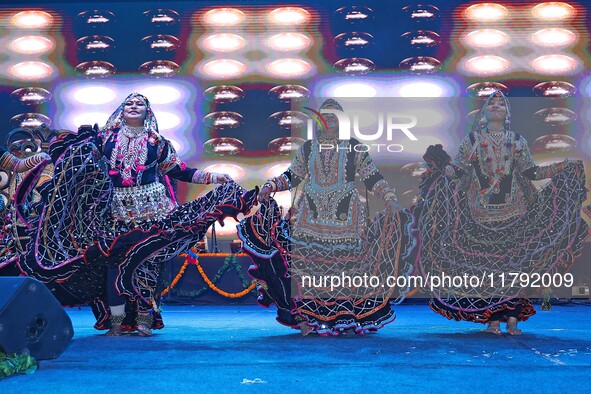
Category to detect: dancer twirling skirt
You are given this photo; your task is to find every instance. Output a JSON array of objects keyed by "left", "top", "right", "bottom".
[
  {"left": 414, "top": 91, "right": 588, "bottom": 334},
  {"left": 239, "top": 99, "right": 417, "bottom": 336},
  {"left": 9, "top": 93, "right": 258, "bottom": 335}
]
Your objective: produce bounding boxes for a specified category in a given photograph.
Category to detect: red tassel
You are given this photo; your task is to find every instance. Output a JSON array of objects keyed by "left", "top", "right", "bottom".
[
  {"left": 109, "top": 169, "right": 119, "bottom": 176},
  {"left": 180, "top": 162, "right": 187, "bottom": 170},
  {"left": 137, "top": 165, "right": 146, "bottom": 171},
  {"left": 121, "top": 179, "right": 134, "bottom": 187}
]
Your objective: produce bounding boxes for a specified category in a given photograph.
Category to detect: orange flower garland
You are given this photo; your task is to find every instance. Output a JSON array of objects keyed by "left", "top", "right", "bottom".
[
  {"left": 159, "top": 260, "right": 189, "bottom": 297},
  {"left": 187, "top": 252, "right": 256, "bottom": 298},
  {"left": 158, "top": 248, "right": 255, "bottom": 298}
]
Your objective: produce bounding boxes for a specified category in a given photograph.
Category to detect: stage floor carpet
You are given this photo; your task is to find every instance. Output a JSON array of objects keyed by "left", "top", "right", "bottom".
[{"left": 3, "top": 303, "right": 591, "bottom": 393}]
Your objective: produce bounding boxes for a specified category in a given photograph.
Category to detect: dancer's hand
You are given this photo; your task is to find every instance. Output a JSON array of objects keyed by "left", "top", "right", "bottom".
[
  {"left": 385, "top": 199, "right": 401, "bottom": 213},
  {"left": 258, "top": 185, "right": 272, "bottom": 202},
  {"left": 213, "top": 173, "right": 232, "bottom": 184}
]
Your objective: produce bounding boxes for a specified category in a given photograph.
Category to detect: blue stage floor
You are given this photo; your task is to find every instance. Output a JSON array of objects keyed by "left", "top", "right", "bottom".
[{"left": 3, "top": 304, "right": 591, "bottom": 393}]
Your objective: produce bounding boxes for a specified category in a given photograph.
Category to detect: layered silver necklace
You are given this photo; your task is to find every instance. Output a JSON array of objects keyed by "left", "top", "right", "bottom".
[{"left": 110, "top": 125, "right": 149, "bottom": 185}]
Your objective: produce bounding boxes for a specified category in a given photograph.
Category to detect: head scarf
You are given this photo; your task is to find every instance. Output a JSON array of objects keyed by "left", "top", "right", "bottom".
[
  {"left": 320, "top": 98, "right": 344, "bottom": 112},
  {"left": 103, "top": 92, "right": 159, "bottom": 135},
  {"left": 105, "top": 93, "right": 159, "bottom": 186},
  {"left": 314, "top": 98, "right": 344, "bottom": 141},
  {"left": 471, "top": 90, "right": 512, "bottom": 134}
]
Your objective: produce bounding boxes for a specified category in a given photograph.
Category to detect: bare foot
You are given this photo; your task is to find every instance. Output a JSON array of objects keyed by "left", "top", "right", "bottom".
[
  {"left": 105, "top": 325, "right": 122, "bottom": 336},
  {"left": 298, "top": 321, "right": 313, "bottom": 336},
  {"left": 486, "top": 321, "right": 502, "bottom": 335},
  {"left": 506, "top": 317, "right": 522, "bottom": 335}
]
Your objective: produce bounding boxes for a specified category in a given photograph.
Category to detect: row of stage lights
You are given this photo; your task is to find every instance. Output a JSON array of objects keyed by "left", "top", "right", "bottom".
[
  {"left": 3, "top": 5, "right": 585, "bottom": 216},
  {"left": 4, "top": 5, "right": 588, "bottom": 135},
  {"left": 198, "top": 7, "right": 316, "bottom": 157},
  {"left": 4, "top": 11, "right": 57, "bottom": 129},
  {"left": 460, "top": 2, "right": 582, "bottom": 76},
  {"left": 203, "top": 84, "right": 310, "bottom": 156},
  {"left": 75, "top": 7, "right": 319, "bottom": 79}
]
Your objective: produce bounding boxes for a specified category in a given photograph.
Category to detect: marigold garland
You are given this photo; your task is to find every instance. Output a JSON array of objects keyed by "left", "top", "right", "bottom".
[
  {"left": 159, "top": 248, "right": 255, "bottom": 298},
  {"left": 188, "top": 252, "right": 256, "bottom": 298},
  {"left": 159, "top": 260, "right": 189, "bottom": 297}
]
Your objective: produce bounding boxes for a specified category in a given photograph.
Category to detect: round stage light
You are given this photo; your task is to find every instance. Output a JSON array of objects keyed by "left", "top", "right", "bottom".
[
  {"left": 398, "top": 82, "right": 444, "bottom": 97},
  {"left": 10, "top": 36, "right": 54, "bottom": 54},
  {"left": 532, "top": 55, "right": 577, "bottom": 74},
  {"left": 268, "top": 137, "right": 305, "bottom": 154},
  {"left": 532, "top": 28, "right": 576, "bottom": 47},
  {"left": 465, "top": 3, "right": 508, "bottom": 21},
  {"left": 72, "top": 112, "right": 110, "bottom": 127},
  {"left": 201, "top": 59, "right": 246, "bottom": 78},
  {"left": 335, "top": 6, "right": 374, "bottom": 22},
  {"left": 464, "top": 56, "right": 510, "bottom": 75},
  {"left": 73, "top": 86, "right": 117, "bottom": 104},
  {"left": 268, "top": 85, "right": 310, "bottom": 102},
  {"left": 142, "top": 34, "right": 181, "bottom": 51},
  {"left": 143, "top": 9, "right": 180, "bottom": 25},
  {"left": 464, "top": 29, "right": 509, "bottom": 48},
  {"left": 267, "top": 58, "right": 312, "bottom": 77},
  {"left": 204, "top": 85, "right": 245, "bottom": 103},
  {"left": 10, "top": 113, "right": 51, "bottom": 128},
  {"left": 204, "top": 138, "right": 245, "bottom": 155},
  {"left": 399, "top": 57, "right": 442, "bottom": 74},
  {"left": 11, "top": 87, "right": 52, "bottom": 105},
  {"left": 268, "top": 7, "right": 310, "bottom": 25},
  {"left": 139, "top": 60, "right": 180, "bottom": 78},
  {"left": 12, "top": 11, "right": 53, "bottom": 28},
  {"left": 265, "top": 162, "right": 292, "bottom": 178},
  {"left": 402, "top": 4, "right": 440, "bottom": 21},
  {"left": 401, "top": 31, "right": 441, "bottom": 48},
  {"left": 269, "top": 111, "right": 308, "bottom": 129},
  {"left": 76, "top": 35, "right": 115, "bottom": 52},
  {"left": 332, "top": 82, "right": 377, "bottom": 97},
  {"left": 77, "top": 10, "right": 116, "bottom": 26},
  {"left": 532, "top": 81, "right": 576, "bottom": 97},
  {"left": 534, "top": 107, "right": 577, "bottom": 126},
  {"left": 202, "top": 33, "right": 246, "bottom": 52},
  {"left": 532, "top": 2, "right": 575, "bottom": 20},
  {"left": 466, "top": 82, "right": 509, "bottom": 97},
  {"left": 334, "top": 58, "right": 375, "bottom": 75},
  {"left": 532, "top": 134, "right": 576, "bottom": 153},
  {"left": 203, "top": 112, "right": 244, "bottom": 129},
  {"left": 335, "top": 32, "right": 374, "bottom": 50},
  {"left": 75, "top": 61, "right": 116, "bottom": 78},
  {"left": 155, "top": 112, "right": 181, "bottom": 130},
  {"left": 9, "top": 61, "right": 54, "bottom": 80},
  {"left": 202, "top": 8, "right": 245, "bottom": 26},
  {"left": 267, "top": 33, "right": 311, "bottom": 51},
  {"left": 140, "top": 85, "right": 182, "bottom": 104}
]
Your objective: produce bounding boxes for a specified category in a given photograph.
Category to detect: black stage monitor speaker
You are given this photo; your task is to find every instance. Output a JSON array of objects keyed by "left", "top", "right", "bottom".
[{"left": 0, "top": 277, "right": 73, "bottom": 360}]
